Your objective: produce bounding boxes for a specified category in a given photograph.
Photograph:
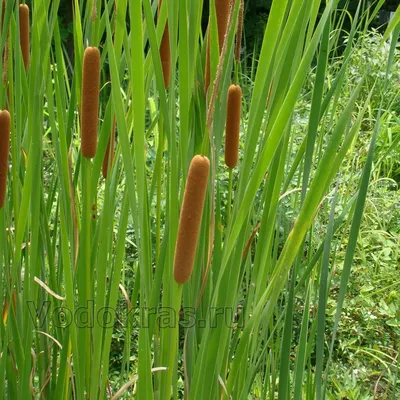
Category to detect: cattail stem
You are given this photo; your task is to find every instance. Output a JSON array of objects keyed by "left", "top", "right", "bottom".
[
  {"left": 227, "top": 168, "right": 233, "bottom": 225},
  {"left": 91, "top": 0, "right": 97, "bottom": 22},
  {"left": 174, "top": 155, "right": 210, "bottom": 285},
  {"left": 81, "top": 46, "right": 100, "bottom": 159},
  {"left": 158, "top": 0, "right": 170, "bottom": 88},
  {"left": 162, "top": 283, "right": 183, "bottom": 400},
  {"left": 205, "top": 0, "right": 230, "bottom": 94},
  {"left": 155, "top": 115, "right": 165, "bottom": 262},
  {"left": 19, "top": 4, "right": 30, "bottom": 71},
  {"left": 102, "top": 116, "right": 116, "bottom": 179},
  {"left": 0, "top": 109, "right": 10, "bottom": 209},
  {"left": 225, "top": 84, "right": 242, "bottom": 169}
]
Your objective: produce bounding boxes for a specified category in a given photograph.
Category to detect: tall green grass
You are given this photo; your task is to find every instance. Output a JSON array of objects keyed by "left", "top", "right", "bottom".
[{"left": 0, "top": 0, "right": 399, "bottom": 398}]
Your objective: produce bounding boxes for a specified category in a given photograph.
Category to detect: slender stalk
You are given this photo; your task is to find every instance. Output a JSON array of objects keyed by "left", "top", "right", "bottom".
[
  {"left": 163, "top": 283, "right": 183, "bottom": 400},
  {"left": 227, "top": 168, "right": 233, "bottom": 226}
]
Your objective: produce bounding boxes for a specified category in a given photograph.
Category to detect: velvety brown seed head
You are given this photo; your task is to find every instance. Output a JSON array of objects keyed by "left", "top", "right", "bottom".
[
  {"left": 0, "top": 109, "right": 11, "bottom": 209},
  {"left": 102, "top": 117, "right": 116, "bottom": 179},
  {"left": 19, "top": 4, "right": 30, "bottom": 70},
  {"left": 158, "top": 0, "right": 170, "bottom": 88},
  {"left": 174, "top": 155, "right": 210, "bottom": 284},
  {"left": 205, "top": 0, "right": 231, "bottom": 94},
  {"left": 225, "top": 84, "right": 242, "bottom": 169},
  {"left": 81, "top": 47, "right": 100, "bottom": 159},
  {"left": 215, "top": 0, "right": 230, "bottom": 50}
]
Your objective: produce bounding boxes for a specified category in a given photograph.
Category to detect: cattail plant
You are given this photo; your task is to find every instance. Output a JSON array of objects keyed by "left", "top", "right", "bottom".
[
  {"left": 102, "top": 117, "right": 116, "bottom": 179},
  {"left": 0, "top": 109, "right": 10, "bottom": 209},
  {"left": 205, "top": 0, "right": 230, "bottom": 94},
  {"left": 81, "top": 46, "right": 100, "bottom": 159},
  {"left": 19, "top": 4, "right": 30, "bottom": 70},
  {"left": 2, "top": 0, "right": 9, "bottom": 87},
  {"left": 1, "top": 0, "right": 4, "bottom": 27},
  {"left": 174, "top": 155, "right": 210, "bottom": 284},
  {"left": 158, "top": 0, "right": 170, "bottom": 88},
  {"left": 225, "top": 84, "right": 242, "bottom": 169},
  {"left": 235, "top": 0, "right": 244, "bottom": 63},
  {"left": 91, "top": 0, "right": 97, "bottom": 22}
]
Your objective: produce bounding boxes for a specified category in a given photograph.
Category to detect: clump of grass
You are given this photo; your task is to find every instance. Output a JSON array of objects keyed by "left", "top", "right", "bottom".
[
  {"left": 205, "top": 0, "right": 230, "bottom": 93},
  {"left": 174, "top": 155, "right": 210, "bottom": 284},
  {"left": 158, "top": 0, "right": 170, "bottom": 88},
  {"left": 19, "top": 4, "right": 30, "bottom": 70},
  {"left": 225, "top": 84, "right": 242, "bottom": 169},
  {"left": 81, "top": 46, "right": 100, "bottom": 159},
  {"left": 0, "top": 109, "right": 10, "bottom": 209}
]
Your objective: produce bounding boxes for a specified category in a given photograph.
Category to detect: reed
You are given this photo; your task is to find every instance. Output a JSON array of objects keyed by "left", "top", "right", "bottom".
[
  {"left": 158, "top": 0, "right": 171, "bottom": 88},
  {"left": 0, "top": 109, "right": 10, "bottom": 209},
  {"left": 81, "top": 46, "right": 100, "bottom": 159},
  {"left": 205, "top": 0, "right": 230, "bottom": 94},
  {"left": 102, "top": 117, "right": 116, "bottom": 179},
  {"left": 225, "top": 84, "right": 242, "bottom": 169},
  {"left": 173, "top": 155, "right": 210, "bottom": 284},
  {"left": 19, "top": 4, "right": 30, "bottom": 70}
]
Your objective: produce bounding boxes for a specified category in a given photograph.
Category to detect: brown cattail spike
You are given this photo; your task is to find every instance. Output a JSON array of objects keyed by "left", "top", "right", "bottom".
[
  {"left": 174, "top": 155, "right": 210, "bottom": 284},
  {"left": 102, "top": 117, "right": 116, "bottom": 179},
  {"left": 205, "top": 0, "right": 230, "bottom": 94},
  {"left": 158, "top": 0, "right": 170, "bottom": 88},
  {"left": 0, "top": 109, "right": 11, "bottom": 209},
  {"left": 81, "top": 47, "right": 100, "bottom": 159},
  {"left": 19, "top": 4, "right": 30, "bottom": 70},
  {"left": 235, "top": 0, "right": 244, "bottom": 63},
  {"left": 225, "top": 84, "right": 242, "bottom": 169}
]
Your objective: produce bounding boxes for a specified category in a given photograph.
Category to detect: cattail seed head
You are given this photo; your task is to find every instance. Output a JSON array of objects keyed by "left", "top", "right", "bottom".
[
  {"left": 19, "top": 4, "right": 30, "bottom": 70},
  {"left": 81, "top": 46, "right": 100, "bottom": 159},
  {"left": 102, "top": 117, "right": 116, "bottom": 179},
  {"left": 215, "top": 0, "right": 230, "bottom": 50},
  {"left": 174, "top": 155, "right": 210, "bottom": 285},
  {"left": 225, "top": 84, "right": 242, "bottom": 169},
  {"left": 205, "top": 0, "right": 230, "bottom": 94},
  {"left": 158, "top": 0, "right": 170, "bottom": 88},
  {"left": 0, "top": 109, "right": 11, "bottom": 209}
]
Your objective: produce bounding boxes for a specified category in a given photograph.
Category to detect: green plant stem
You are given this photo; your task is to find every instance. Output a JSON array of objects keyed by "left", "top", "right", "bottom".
[
  {"left": 82, "top": 156, "right": 93, "bottom": 395},
  {"left": 164, "top": 283, "right": 183, "bottom": 400},
  {"left": 234, "top": 61, "right": 240, "bottom": 85},
  {"left": 227, "top": 168, "right": 233, "bottom": 226},
  {"left": 156, "top": 115, "right": 165, "bottom": 262}
]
